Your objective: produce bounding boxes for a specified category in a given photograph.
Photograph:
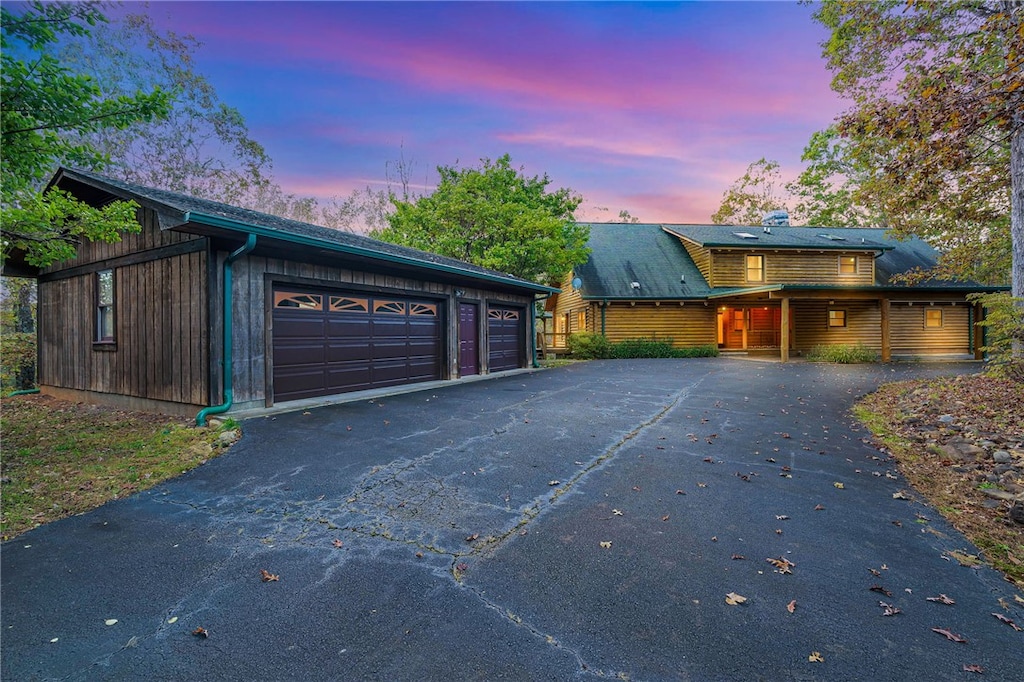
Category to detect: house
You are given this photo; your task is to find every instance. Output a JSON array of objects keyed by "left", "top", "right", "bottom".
[
  {"left": 547, "top": 222, "right": 1008, "bottom": 361},
  {"left": 4, "top": 168, "right": 555, "bottom": 419}
]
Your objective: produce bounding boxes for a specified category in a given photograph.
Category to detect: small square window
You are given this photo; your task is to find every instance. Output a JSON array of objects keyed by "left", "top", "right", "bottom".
[
  {"left": 96, "top": 269, "right": 115, "bottom": 343},
  {"left": 828, "top": 309, "right": 846, "bottom": 328},
  {"left": 839, "top": 255, "right": 857, "bottom": 275},
  {"left": 746, "top": 254, "right": 764, "bottom": 283},
  {"left": 925, "top": 308, "right": 943, "bottom": 328}
]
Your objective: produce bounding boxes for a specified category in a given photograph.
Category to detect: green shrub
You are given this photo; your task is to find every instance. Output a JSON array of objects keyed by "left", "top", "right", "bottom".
[
  {"left": 0, "top": 331, "right": 36, "bottom": 390},
  {"left": 968, "top": 292, "right": 1024, "bottom": 382},
  {"left": 805, "top": 343, "right": 878, "bottom": 363},
  {"left": 673, "top": 344, "right": 719, "bottom": 358},
  {"left": 567, "top": 332, "right": 611, "bottom": 359},
  {"left": 609, "top": 338, "right": 678, "bottom": 358}
]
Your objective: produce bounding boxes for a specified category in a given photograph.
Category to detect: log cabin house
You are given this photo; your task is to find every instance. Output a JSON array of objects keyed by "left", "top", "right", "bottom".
[
  {"left": 547, "top": 221, "right": 1007, "bottom": 361},
  {"left": 5, "top": 169, "right": 555, "bottom": 419}
]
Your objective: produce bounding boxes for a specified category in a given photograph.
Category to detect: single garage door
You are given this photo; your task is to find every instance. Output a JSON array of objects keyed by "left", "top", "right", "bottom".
[
  {"left": 273, "top": 288, "right": 441, "bottom": 402},
  {"left": 488, "top": 305, "right": 524, "bottom": 372}
]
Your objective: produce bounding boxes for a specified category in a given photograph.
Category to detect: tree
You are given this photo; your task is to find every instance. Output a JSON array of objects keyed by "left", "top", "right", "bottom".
[
  {"left": 711, "top": 158, "right": 789, "bottom": 225},
  {"left": 812, "top": 1, "right": 1022, "bottom": 294},
  {"left": 787, "top": 126, "right": 887, "bottom": 228},
  {"left": 1, "top": 1, "right": 170, "bottom": 268},
  {"left": 55, "top": 10, "right": 272, "bottom": 208},
  {"left": 373, "top": 154, "right": 589, "bottom": 283}
]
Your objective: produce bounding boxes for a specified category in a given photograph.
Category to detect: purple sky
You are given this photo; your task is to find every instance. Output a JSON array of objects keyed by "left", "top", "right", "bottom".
[{"left": 140, "top": 1, "right": 844, "bottom": 224}]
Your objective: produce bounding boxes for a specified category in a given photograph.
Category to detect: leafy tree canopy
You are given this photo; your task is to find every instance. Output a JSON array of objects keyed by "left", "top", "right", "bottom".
[
  {"left": 711, "top": 158, "right": 789, "bottom": 225},
  {"left": 373, "top": 154, "right": 589, "bottom": 283},
  {"left": 813, "top": 0, "right": 1022, "bottom": 290},
  {"left": 1, "top": 1, "right": 170, "bottom": 268}
]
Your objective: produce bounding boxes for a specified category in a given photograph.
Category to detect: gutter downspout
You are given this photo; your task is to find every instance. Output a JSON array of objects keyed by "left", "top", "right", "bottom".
[
  {"left": 601, "top": 300, "right": 608, "bottom": 336},
  {"left": 532, "top": 293, "right": 555, "bottom": 368},
  {"left": 196, "top": 234, "right": 257, "bottom": 426}
]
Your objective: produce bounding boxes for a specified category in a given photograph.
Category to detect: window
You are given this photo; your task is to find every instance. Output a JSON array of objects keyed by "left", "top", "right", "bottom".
[
  {"left": 828, "top": 309, "right": 846, "bottom": 328},
  {"left": 839, "top": 255, "right": 857, "bottom": 275},
  {"left": 925, "top": 308, "right": 943, "bottom": 328},
  {"left": 96, "top": 269, "right": 115, "bottom": 343},
  {"left": 745, "top": 254, "right": 764, "bottom": 283},
  {"left": 575, "top": 310, "right": 586, "bottom": 331}
]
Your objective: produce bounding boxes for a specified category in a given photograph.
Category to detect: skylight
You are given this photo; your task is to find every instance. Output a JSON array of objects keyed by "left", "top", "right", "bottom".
[
  {"left": 733, "top": 232, "right": 759, "bottom": 239},
  {"left": 818, "top": 234, "right": 846, "bottom": 241}
]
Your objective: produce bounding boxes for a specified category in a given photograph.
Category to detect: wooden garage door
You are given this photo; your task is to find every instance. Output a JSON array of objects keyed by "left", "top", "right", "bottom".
[
  {"left": 488, "top": 306, "right": 524, "bottom": 372},
  {"left": 273, "top": 288, "right": 441, "bottom": 402}
]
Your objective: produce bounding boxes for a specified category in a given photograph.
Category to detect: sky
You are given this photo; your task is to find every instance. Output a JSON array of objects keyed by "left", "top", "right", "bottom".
[{"left": 134, "top": 0, "right": 846, "bottom": 226}]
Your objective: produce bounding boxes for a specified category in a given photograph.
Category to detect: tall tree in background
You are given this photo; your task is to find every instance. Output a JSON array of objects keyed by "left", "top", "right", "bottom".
[
  {"left": 373, "top": 154, "right": 589, "bottom": 283},
  {"left": 1, "top": 1, "right": 169, "bottom": 268},
  {"left": 813, "top": 0, "right": 1022, "bottom": 293},
  {"left": 711, "top": 158, "right": 789, "bottom": 225}
]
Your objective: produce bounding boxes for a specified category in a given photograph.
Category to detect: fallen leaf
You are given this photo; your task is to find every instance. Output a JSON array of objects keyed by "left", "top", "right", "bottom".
[
  {"left": 813, "top": 504, "right": 825, "bottom": 511},
  {"left": 731, "top": 554, "right": 746, "bottom": 560},
  {"left": 105, "top": 619, "right": 118, "bottom": 626},
  {"left": 891, "top": 520, "right": 902, "bottom": 527},
  {"left": 415, "top": 551, "right": 423, "bottom": 558},
  {"left": 892, "top": 491, "right": 910, "bottom": 500},
  {"left": 632, "top": 486, "right": 642, "bottom": 492},
  {"left": 963, "top": 664, "right": 984, "bottom": 674},
  {"left": 612, "top": 509, "right": 624, "bottom": 516},
  {"left": 787, "top": 600, "right": 797, "bottom": 613},
  {"left": 456, "top": 562, "right": 468, "bottom": 572},
  {"left": 711, "top": 536, "right": 718, "bottom": 542},
  {"left": 675, "top": 489, "right": 686, "bottom": 495},
  {"left": 661, "top": 514, "right": 670, "bottom": 522},
  {"left": 332, "top": 539, "right": 344, "bottom": 548},
  {"left": 599, "top": 541, "right": 612, "bottom": 549},
  {"left": 869, "top": 585, "right": 893, "bottom": 597},
  {"left": 931, "top": 627, "right": 968, "bottom": 643},
  {"left": 725, "top": 592, "right": 748, "bottom": 605},
  {"left": 260, "top": 569, "right": 279, "bottom": 582},
  {"left": 1016, "top": 594, "right": 1024, "bottom": 605},
  {"left": 49, "top": 637, "right": 58, "bottom": 643},
  {"left": 868, "top": 568, "right": 881, "bottom": 577},
  {"left": 833, "top": 482, "right": 845, "bottom": 489},
  {"left": 167, "top": 617, "right": 178, "bottom": 624},
  {"left": 703, "top": 457, "right": 714, "bottom": 463},
  {"left": 697, "top": 482, "right": 708, "bottom": 488},
  {"left": 808, "top": 651, "right": 824, "bottom": 662},
  {"left": 548, "top": 480, "right": 560, "bottom": 486},
  {"left": 992, "top": 613, "right": 1023, "bottom": 631},
  {"left": 879, "top": 601, "right": 901, "bottom": 616},
  {"left": 767, "top": 557, "right": 795, "bottom": 574},
  {"left": 946, "top": 550, "right": 981, "bottom": 567},
  {"left": 192, "top": 626, "right": 209, "bottom": 638},
  {"left": 926, "top": 594, "right": 955, "bottom": 605},
  {"left": 465, "top": 534, "right": 479, "bottom": 542},
  {"left": 775, "top": 529, "right": 783, "bottom": 535}
]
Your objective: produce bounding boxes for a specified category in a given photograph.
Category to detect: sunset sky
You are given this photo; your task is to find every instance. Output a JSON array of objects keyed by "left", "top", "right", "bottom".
[{"left": 138, "top": 1, "right": 845, "bottom": 225}]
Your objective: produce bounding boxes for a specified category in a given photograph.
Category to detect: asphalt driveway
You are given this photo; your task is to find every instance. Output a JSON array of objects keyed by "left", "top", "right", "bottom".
[{"left": 2, "top": 359, "right": 1022, "bottom": 681}]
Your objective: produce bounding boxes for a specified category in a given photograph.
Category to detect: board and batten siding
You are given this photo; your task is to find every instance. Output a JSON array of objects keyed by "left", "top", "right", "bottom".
[
  {"left": 890, "top": 304, "right": 970, "bottom": 355},
  {"left": 38, "top": 249, "right": 209, "bottom": 410},
  {"left": 711, "top": 250, "right": 874, "bottom": 287},
  {"left": 225, "top": 254, "right": 534, "bottom": 410},
  {"left": 602, "top": 303, "right": 716, "bottom": 346}
]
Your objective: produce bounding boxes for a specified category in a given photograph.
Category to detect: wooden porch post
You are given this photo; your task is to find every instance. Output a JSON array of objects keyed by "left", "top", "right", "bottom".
[
  {"left": 880, "top": 298, "right": 891, "bottom": 362},
  {"left": 780, "top": 298, "right": 790, "bottom": 362},
  {"left": 974, "top": 302, "right": 985, "bottom": 360}
]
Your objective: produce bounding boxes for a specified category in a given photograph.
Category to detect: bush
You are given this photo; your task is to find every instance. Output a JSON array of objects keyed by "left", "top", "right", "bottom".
[
  {"left": 805, "top": 343, "right": 878, "bottom": 363},
  {"left": 0, "top": 331, "right": 36, "bottom": 390},
  {"left": 968, "top": 292, "right": 1024, "bottom": 382},
  {"left": 567, "top": 332, "right": 611, "bottom": 359},
  {"left": 567, "top": 334, "right": 719, "bottom": 360}
]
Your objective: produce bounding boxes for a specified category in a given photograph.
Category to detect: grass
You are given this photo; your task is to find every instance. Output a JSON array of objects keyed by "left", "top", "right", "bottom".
[
  {"left": 854, "top": 375, "right": 1024, "bottom": 589},
  {"left": 0, "top": 394, "right": 238, "bottom": 540}
]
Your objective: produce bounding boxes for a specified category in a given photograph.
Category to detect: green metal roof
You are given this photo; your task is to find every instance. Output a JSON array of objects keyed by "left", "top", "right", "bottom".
[{"left": 47, "top": 168, "right": 557, "bottom": 294}]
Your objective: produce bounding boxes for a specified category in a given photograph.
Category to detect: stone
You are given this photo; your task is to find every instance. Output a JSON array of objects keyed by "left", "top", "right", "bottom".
[
  {"left": 218, "top": 429, "right": 241, "bottom": 445},
  {"left": 1010, "top": 501, "right": 1024, "bottom": 526},
  {"left": 992, "top": 450, "right": 1012, "bottom": 463},
  {"left": 994, "top": 464, "right": 1013, "bottom": 475},
  {"left": 938, "top": 414, "right": 955, "bottom": 423}
]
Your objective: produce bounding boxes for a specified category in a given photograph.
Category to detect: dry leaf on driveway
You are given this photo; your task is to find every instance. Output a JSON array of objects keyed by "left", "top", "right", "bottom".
[
  {"left": 992, "top": 612, "right": 1023, "bottom": 631},
  {"left": 926, "top": 594, "right": 955, "bottom": 605},
  {"left": 260, "top": 569, "right": 279, "bottom": 582},
  {"left": 931, "top": 627, "right": 967, "bottom": 643},
  {"left": 808, "top": 651, "right": 824, "bottom": 662},
  {"left": 725, "top": 592, "right": 747, "bottom": 605},
  {"left": 787, "top": 600, "right": 797, "bottom": 613}
]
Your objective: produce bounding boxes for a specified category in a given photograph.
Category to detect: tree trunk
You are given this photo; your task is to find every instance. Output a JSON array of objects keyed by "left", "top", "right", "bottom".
[{"left": 1012, "top": 120, "right": 1024, "bottom": 357}]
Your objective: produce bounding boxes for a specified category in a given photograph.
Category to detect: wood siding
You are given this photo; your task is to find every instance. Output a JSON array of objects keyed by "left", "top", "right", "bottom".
[
  {"left": 38, "top": 249, "right": 209, "bottom": 408},
  {"left": 227, "top": 255, "right": 534, "bottom": 409},
  {"left": 40, "top": 207, "right": 197, "bottom": 273},
  {"left": 711, "top": 250, "right": 874, "bottom": 287},
  {"left": 890, "top": 304, "right": 970, "bottom": 355},
  {"left": 678, "top": 239, "right": 712, "bottom": 284},
  {"left": 793, "top": 301, "right": 881, "bottom": 351},
  {"left": 603, "top": 303, "right": 716, "bottom": 346}
]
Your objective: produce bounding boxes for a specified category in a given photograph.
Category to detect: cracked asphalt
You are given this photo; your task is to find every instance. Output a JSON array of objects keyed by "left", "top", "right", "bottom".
[{"left": 3, "top": 359, "right": 1023, "bottom": 681}]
